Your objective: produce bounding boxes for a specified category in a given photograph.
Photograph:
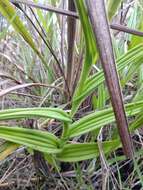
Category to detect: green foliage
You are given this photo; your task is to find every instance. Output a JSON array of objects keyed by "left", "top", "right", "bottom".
[
  {"left": 72, "top": 43, "right": 143, "bottom": 110},
  {"left": 0, "top": 126, "right": 60, "bottom": 153},
  {"left": 0, "top": 107, "right": 71, "bottom": 122},
  {"left": 71, "top": 0, "right": 97, "bottom": 116},
  {"left": 69, "top": 100, "right": 143, "bottom": 138},
  {"left": 0, "top": 141, "right": 19, "bottom": 161},
  {"left": 0, "top": 0, "right": 143, "bottom": 168},
  {"left": 57, "top": 140, "right": 120, "bottom": 162}
]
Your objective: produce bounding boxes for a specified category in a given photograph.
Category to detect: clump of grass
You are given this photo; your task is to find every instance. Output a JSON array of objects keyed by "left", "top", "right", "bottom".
[{"left": 0, "top": 0, "right": 143, "bottom": 189}]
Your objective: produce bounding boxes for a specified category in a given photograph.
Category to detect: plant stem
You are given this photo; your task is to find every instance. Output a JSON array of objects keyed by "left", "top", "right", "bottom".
[{"left": 86, "top": 0, "right": 134, "bottom": 158}]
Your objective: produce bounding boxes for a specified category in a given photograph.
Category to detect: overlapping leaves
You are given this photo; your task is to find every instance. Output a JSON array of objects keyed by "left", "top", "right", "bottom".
[
  {"left": 0, "top": 0, "right": 143, "bottom": 164},
  {"left": 0, "top": 126, "right": 61, "bottom": 153}
]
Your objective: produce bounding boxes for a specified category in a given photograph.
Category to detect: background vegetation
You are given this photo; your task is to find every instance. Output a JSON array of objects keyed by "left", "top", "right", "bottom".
[{"left": 0, "top": 0, "right": 143, "bottom": 189}]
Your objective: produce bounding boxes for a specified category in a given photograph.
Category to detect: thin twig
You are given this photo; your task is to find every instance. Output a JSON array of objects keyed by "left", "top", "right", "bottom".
[
  {"left": 97, "top": 128, "right": 110, "bottom": 190},
  {"left": 0, "top": 83, "right": 66, "bottom": 97},
  {"left": 10, "top": 0, "right": 143, "bottom": 37},
  {"left": 110, "top": 24, "right": 143, "bottom": 37},
  {"left": 11, "top": 0, "right": 78, "bottom": 18}
]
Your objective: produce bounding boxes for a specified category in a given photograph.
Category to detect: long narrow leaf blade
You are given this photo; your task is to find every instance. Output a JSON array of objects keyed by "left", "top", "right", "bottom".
[
  {"left": 0, "top": 107, "right": 71, "bottom": 123},
  {"left": 69, "top": 100, "right": 143, "bottom": 137},
  {"left": 0, "top": 126, "right": 61, "bottom": 153},
  {"left": 57, "top": 140, "right": 120, "bottom": 162}
]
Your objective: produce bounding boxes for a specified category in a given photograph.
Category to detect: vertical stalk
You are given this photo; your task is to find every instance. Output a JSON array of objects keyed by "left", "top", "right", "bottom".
[
  {"left": 67, "top": 0, "right": 76, "bottom": 97},
  {"left": 86, "top": 0, "right": 134, "bottom": 158}
]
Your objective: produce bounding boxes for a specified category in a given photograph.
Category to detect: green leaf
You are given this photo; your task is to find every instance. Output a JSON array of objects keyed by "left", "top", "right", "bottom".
[
  {"left": 0, "top": 107, "right": 71, "bottom": 123},
  {"left": 0, "top": 126, "right": 61, "bottom": 153},
  {"left": 72, "top": 44, "right": 143, "bottom": 109},
  {"left": 71, "top": 0, "right": 97, "bottom": 116},
  {"left": 0, "top": 141, "right": 19, "bottom": 161},
  {"left": 97, "top": 84, "right": 106, "bottom": 109},
  {"left": 57, "top": 140, "right": 120, "bottom": 162},
  {"left": 69, "top": 100, "right": 143, "bottom": 137},
  {"left": 130, "top": 114, "right": 143, "bottom": 132}
]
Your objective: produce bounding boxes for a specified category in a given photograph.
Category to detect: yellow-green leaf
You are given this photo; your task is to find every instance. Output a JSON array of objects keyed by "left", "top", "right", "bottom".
[{"left": 0, "top": 141, "right": 19, "bottom": 161}]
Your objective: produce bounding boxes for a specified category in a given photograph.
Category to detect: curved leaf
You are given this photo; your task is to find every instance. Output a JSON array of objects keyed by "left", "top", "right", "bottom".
[
  {"left": 72, "top": 44, "right": 143, "bottom": 108},
  {"left": 0, "top": 141, "right": 19, "bottom": 161},
  {"left": 0, "top": 107, "right": 71, "bottom": 123},
  {"left": 69, "top": 100, "right": 143, "bottom": 137},
  {"left": 0, "top": 126, "right": 61, "bottom": 153},
  {"left": 57, "top": 140, "right": 120, "bottom": 162}
]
